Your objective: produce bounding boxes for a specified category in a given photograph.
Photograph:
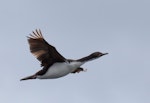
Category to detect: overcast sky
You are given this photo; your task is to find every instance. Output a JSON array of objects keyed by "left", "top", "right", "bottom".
[{"left": 0, "top": 0, "right": 150, "bottom": 103}]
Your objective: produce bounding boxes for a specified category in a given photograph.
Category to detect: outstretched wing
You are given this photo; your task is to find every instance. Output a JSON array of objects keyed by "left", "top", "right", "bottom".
[{"left": 27, "top": 29, "right": 66, "bottom": 67}]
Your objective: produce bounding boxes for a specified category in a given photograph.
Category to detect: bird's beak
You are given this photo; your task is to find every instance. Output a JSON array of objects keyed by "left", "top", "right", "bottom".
[{"left": 102, "top": 53, "right": 108, "bottom": 55}]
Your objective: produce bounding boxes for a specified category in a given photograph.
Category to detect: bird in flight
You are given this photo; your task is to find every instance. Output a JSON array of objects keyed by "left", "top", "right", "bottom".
[{"left": 20, "top": 29, "right": 108, "bottom": 81}]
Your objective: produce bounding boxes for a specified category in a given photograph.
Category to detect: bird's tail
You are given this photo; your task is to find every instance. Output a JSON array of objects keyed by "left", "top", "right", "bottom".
[{"left": 20, "top": 75, "right": 36, "bottom": 81}]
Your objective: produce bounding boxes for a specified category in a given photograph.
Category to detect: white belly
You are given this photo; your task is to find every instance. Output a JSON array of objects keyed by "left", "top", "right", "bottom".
[{"left": 37, "top": 61, "right": 83, "bottom": 79}]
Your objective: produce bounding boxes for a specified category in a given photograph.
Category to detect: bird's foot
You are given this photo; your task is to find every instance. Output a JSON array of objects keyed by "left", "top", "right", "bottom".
[
  {"left": 83, "top": 69, "right": 87, "bottom": 72},
  {"left": 71, "top": 68, "right": 87, "bottom": 73}
]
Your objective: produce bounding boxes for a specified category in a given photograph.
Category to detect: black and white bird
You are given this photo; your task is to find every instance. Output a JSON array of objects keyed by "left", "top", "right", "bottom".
[{"left": 20, "top": 29, "right": 108, "bottom": 81}]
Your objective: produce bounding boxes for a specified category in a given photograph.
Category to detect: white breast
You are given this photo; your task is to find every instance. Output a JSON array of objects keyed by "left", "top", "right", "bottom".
[{"left": 37, "top": 61, "right": 84, "bottom": 79}]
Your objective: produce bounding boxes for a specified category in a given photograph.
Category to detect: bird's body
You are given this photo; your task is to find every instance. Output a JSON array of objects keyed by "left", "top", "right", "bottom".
[
  {"left": 37, "top": 61, "right": 83, "bottom": 79},
  {"left": 20, "top": 29, "right": 108, "bottom": 81}
]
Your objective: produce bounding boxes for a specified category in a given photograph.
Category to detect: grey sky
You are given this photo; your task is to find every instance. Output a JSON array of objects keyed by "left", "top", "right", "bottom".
[{"left": 0, "top": 0, "right": 150, "bottom": 103}]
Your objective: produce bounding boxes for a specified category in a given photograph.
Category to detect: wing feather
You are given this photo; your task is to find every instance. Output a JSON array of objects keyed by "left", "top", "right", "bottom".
[{"left": 27, "top": 29, "right": 66, "bottom": 67}]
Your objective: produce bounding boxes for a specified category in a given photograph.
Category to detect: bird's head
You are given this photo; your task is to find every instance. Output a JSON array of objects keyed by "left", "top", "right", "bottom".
[{"left": 90, "top": 52, "right": 108, "bottom": 58}]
